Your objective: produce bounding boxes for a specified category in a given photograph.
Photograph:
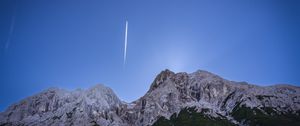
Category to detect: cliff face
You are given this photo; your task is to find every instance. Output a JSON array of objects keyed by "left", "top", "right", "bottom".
[
  {"left": 0, "top": 84, "right": 125, "bottom": 126},
  {"left": 1, "top": 69, "right": 300, "bottom": 126},
  {"left": 130, "top": 69, "right": 300, "bottom": 126}
]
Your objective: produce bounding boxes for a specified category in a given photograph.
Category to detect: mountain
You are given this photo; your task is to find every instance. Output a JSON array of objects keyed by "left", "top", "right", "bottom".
[
  {"left": 0, "top": 84, "right": 124, "bottom": 126},
  {"left": 1, "top": 69, "right": 300, "bottom": 126}
]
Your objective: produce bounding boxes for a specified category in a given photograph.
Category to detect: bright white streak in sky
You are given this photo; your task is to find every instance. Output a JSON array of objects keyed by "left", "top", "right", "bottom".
[
  {"left": 5, "top": 9, "right": 16, "bottom": 51},
  {"left": 123, "top": 20, "right": 128, "bottom": 65}
]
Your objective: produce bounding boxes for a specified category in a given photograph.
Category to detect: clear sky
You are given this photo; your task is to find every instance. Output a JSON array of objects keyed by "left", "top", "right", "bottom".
[{"left": 0, "top": 0, "right": 299, "bottom": 111}]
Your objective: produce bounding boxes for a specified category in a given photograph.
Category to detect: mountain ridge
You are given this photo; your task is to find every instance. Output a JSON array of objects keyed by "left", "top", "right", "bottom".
[{"left": 1, "top": 69, "right": 300, "bottom": 126}]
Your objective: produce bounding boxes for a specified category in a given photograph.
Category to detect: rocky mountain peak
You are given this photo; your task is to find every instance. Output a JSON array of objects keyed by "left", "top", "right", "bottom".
[
  {"left": 191, "top": 70, "right": 222, "bottom": 80},
  {"left": 149, "top": 69, "right": 226, "bottom": 93},
  {"left": 0, "top": 84, "right": 124, "bottom": 126},
  {"left": 132, "top": 69, "right": 300, "bottom": 126},
  {"left": 84, "top": 84, "right": 122, "bottom": 108},
  {"left": 1, "top": 69, "right": 300, "bottom": 126},
  {"left": 88, "top": 84, "right": 112, "bottom": 91},
  {"left": 149, "top": 69, "right": 175, "bottom": 91}
]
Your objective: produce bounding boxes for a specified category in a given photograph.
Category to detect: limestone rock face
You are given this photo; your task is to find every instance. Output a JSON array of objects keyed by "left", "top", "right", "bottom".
[
  {"left": 1, "top": 69, "right": 300, "bottom": 126},
  {"left": 130, "top": 70, "right": 300, "bottom": 125},
  {"left": 0, "top": 84, "right": 125, "bottom": 126}
]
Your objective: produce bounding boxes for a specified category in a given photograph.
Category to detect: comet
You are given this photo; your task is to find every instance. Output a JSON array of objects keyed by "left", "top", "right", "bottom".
[
  {"left": 5, "top": 2, "right": 17, "bottom": 52},
  {"left": 123, "top": 20, "right": 128, "bottom": 66}
]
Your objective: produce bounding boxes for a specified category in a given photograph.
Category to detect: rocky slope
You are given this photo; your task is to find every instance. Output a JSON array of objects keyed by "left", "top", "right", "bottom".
[
  {"left": 0, "top": 84, "right": 125, "bottom": 126},
  {"left": 1, "top": 69, "right": 300, "bottom": 126}
]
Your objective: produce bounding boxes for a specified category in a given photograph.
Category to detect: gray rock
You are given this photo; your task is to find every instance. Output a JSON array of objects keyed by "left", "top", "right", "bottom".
[{"left": 1, "top": 69, "right": 300, "bottom": 126}]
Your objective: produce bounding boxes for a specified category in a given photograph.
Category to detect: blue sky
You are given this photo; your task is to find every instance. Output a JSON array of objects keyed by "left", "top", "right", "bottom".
[{"left": 0, "top": 0, "right": 299, "bottom": 111}]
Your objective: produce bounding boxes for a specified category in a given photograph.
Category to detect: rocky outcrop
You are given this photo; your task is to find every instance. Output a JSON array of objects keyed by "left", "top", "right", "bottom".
[
  {"left": 1, "top": 69, "right": 300, "bottom": 126},
  {"left": 0, "top": 84, "right": 125, "bottom": 126},
  {"left": 129, "top": 69, "right": 300, "bottom": 125}
]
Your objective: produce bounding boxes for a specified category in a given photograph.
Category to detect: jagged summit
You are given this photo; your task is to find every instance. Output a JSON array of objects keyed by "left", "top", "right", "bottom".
[
  {"left": 149, "top": 69, "right": 175, "bottom": 91},
  {"left": 1, "top": 69, "right": 300, "bottom": 126},
  {"left": 0, "top": 83, "right": 123, "bottom": 126},
  {"left": 89, "top": 83, "right": 112, "bottom": 90},
  {"left": 149, "top": 69, "right": 222, "bottom": 92},
  {"left": 191, "top": 69, "right": 224, "bottom": 80},
  {"left": 131, "top": 69, "right": 300, "bottom": 125}
]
